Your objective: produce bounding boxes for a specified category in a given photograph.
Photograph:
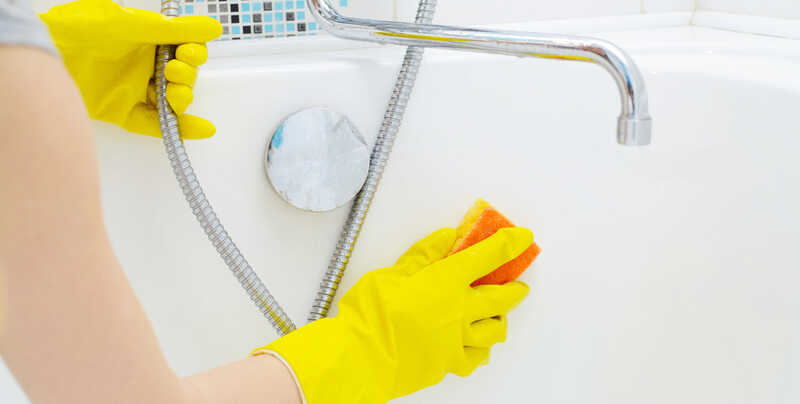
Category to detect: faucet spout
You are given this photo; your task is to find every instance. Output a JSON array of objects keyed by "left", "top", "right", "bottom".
[{"left": 307, "top": 0, "right": 653, "bottom": 145}]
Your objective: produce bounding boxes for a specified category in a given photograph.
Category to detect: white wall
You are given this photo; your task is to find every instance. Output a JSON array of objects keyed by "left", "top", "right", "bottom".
[
  {"left": 697, "top": 0, "right": 800, "bottom": 19},
  {"left": 643, "top": 0, "right": 695, "bottom": 13},
  {"left": 396, "top": 0, "right": 695, "bottom": 25},
  {"left": 33, "top": 0, "right": 698, "bottom": 21}
]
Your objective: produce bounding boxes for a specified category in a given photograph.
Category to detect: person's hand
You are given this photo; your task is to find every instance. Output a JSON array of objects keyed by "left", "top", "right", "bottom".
[
  {"left": 40, "top": 0, "right": 222, "bottom": 139},
  {"left": 254, "top": 227, "right": 533, "bottom": 404}
]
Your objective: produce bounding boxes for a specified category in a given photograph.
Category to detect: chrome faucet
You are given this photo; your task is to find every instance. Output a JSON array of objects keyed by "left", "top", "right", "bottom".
[{"left": 307, "top": 0, "right": 653, "bottom": 146}]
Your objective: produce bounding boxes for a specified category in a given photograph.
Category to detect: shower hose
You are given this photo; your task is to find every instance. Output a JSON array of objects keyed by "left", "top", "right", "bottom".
[
  {"left": 154, "top": 0, "right": 436, "bottom": 336},
  {"left": 155, "top": 0, "right": 295, "bottom": 336},
  {"left": 308, "top": 0, "right": 437, "bottom": 321}
]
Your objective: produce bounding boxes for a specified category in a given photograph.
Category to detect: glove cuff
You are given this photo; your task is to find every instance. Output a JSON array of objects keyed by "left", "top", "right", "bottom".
[
  {"left": 250, "top": 349, "right": 307, "bottom": 404},
  {"left": 257, "top": 317, "right": 395, "bottom": 404}
]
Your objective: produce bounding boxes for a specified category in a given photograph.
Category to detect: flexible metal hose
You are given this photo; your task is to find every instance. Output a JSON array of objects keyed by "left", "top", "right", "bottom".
[
  {"left": 308, "top": 0, "right": 438, "bottom": 321},
  {"left": 156, "top": 0, "right": 295, "bottom": 336}
]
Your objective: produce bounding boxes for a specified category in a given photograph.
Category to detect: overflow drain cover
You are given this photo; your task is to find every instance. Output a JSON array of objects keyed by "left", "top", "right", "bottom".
[{"left": 265, "top": 107, "right": 370, "bottom": 212}]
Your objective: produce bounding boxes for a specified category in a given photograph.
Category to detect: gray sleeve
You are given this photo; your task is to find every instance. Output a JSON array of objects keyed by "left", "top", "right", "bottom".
[{"left": 0, "top": 0, "right": 57, "bottom": 54}]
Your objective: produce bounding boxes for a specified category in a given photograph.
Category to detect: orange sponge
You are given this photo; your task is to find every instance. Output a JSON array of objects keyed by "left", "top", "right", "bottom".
[{"left": 450, "top": 199, "right": 541, "bottom": 286}]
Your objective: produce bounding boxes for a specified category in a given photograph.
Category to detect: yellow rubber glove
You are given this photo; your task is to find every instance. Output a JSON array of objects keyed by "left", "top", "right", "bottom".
[
  {"left": 40, "top": 0, "right": 222, "bottom": 139},
  {"left": 254, "top": 227, "right": 533, "bottom": 404}
]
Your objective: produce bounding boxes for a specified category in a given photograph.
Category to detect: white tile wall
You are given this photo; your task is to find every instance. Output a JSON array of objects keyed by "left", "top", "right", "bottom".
[
  {"left": 643, "top": 0, "right": 695, "bottom": 13},
  {"left": 120, "top": 0, "right": 169, "bottom": 13},
  {"left": 395, "top": 0, "right": 643, "bottom": 24},
  {"left": 32, "top": 0, "right": 701, "bottom": 21},
  {"left": 340, "top": 0, "right": 394, "bottom": 19},
  {"left": 31, "top": 0, "right": 72, "bottom": 13},
  {"left": 32, "top": 0, "right": 392, "bottom": 17},
  {"left": 32, "top": 0, "right": 134, "bottom": 13},
  {"left": 697, "top": 0, "right": 800, "bottom": 19},
  {"left": 34, "top": 1, "right": 797, "bottom": 24}
]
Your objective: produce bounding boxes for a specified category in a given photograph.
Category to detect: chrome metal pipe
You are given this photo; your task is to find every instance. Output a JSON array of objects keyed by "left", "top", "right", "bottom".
[{"left": 307, "top": 0, "right": 653, "bottom": 145}]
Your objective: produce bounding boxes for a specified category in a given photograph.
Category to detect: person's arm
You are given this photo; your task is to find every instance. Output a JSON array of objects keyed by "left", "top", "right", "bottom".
[{"left": 0, "top": 45, "right": 302, "bottom": 404}]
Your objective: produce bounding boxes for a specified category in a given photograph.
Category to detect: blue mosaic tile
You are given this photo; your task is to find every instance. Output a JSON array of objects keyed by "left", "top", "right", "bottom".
[{"left": 179, "top": 0, "right": 346, "bottom": 40}]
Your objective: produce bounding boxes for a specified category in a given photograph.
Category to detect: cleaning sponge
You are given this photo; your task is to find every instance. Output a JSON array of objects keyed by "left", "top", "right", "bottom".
[{"left": 450, "top": 199, "right": 541, "bottom": 286}]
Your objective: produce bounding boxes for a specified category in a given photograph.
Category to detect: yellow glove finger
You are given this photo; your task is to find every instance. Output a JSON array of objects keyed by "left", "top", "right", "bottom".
[
  {"left": 149, "top": 82, "right": 194, "bottom": 116},
  {"left": 123, "top": 8, "right": 223, "bottom": 44},
  {"left": 166, "top": 83, "right": 193, "bottom": 115},
  {"left": 453, "top": 347, "right": 490, "bottom": 377},
  {"left": 124, "top": 103, "right": 215, "bottom": 140},
  {"left": 467, "top": 281, "right": 529, "bottom": 322},
  {"left": 429, "top": 227, "right": 533, "bottom": 285},
  {"left": 394, "top": 228, "right": 457, "bottom": 275},
  {"left": 165, "top": 59, "right": 198, "bottom": 86},
  {"left": 176, "top": 43, "right": 209, "bottom": 67},
  {"left": 178, "top": 114, "right": 216, "bottom": 140},
  {"left": 463, "top": 316, "right": 507, "bottom": 348}
]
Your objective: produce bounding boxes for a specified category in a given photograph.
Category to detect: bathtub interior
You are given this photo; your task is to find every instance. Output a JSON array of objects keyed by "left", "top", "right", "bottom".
[{"left": 2, "top": 25, "right": 800, "bottom": 403}]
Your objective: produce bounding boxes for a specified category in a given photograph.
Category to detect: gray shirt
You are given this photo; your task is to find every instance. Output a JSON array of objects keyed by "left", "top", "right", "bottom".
[{"left": 0, "top": 0, "right": 56, "bottom": 54}]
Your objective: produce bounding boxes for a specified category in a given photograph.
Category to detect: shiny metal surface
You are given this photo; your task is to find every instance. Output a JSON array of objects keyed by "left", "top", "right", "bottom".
[
  {"left": 308, "top": 0, "right": 437, "bottom": 322},
  {"left": 266, "top": 107, "right": 370, "bottom": 213},
  {"left": 157, "top": 0, "right": 295, "bottom": 336},
  {"left": 307, "top": 0, "right": 653, "bottom": 146}
]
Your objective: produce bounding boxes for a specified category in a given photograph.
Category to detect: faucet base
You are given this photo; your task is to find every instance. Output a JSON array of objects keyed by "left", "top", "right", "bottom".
[{"left": 617, "top": 116, "right": 653, "bottom": 145}]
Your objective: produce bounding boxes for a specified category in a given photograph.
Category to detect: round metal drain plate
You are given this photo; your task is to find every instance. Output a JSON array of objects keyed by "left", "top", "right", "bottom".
[{"left": 265, "top": 107, "right": 370, "bottom": 212}]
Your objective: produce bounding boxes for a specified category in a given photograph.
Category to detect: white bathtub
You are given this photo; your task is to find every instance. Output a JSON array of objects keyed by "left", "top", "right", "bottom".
[{"left": 3, "top": 20, "right": 799, "bottom": 403}]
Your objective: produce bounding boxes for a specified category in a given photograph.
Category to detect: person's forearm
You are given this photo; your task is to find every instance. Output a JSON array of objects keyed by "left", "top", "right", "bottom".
[
  {"left": 0, "top": 44, "right": 180, "bottom": 403},
  {"left": 183, "top": 355, "right": 302, "bottom": 404},
  {"left": 0, "top": 46, "right": 300, "bottom": 404}
]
